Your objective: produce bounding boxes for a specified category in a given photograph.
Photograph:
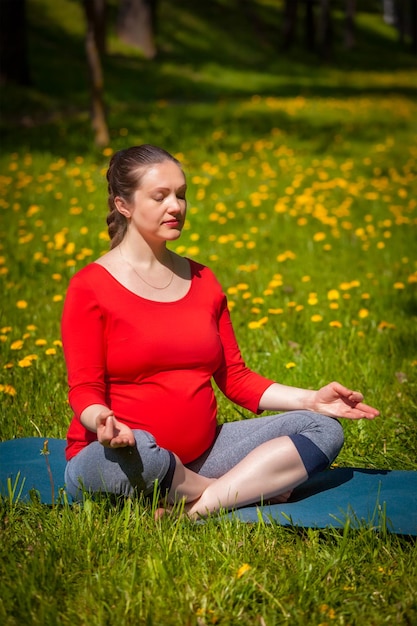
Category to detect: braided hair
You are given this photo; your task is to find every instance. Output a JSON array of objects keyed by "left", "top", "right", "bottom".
[{"left": 106, "top": 145, "right": 182, "bottom": 249}]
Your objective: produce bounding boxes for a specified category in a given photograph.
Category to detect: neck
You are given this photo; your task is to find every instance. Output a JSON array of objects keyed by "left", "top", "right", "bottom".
[
  {"left": 120, "top": 233, "right": 169, "bottom": 266},
  {"left": 118, "top": 242, "right": 175, "bottom": 290}
]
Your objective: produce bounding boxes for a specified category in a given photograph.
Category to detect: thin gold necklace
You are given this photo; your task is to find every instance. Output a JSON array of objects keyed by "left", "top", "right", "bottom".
[{"left": 119, "top": 245, "right": 175, "bottom": 290}]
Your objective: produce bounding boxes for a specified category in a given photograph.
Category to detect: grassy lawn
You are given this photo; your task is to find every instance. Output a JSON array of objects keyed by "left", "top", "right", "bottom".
[{"left": 0, "top": 1, "right": 416, "bottom": 624}]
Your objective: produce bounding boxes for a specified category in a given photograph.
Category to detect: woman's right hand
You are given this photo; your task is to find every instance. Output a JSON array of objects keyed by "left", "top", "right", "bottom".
[{"left": 96, "top": 409, "right": 136, "bottom": 448}]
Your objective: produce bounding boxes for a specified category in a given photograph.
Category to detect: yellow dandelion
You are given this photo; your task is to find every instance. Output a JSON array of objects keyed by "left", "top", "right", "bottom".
[
  {"left": 358, "top": 308, "right": 369, "bottom": 318},
  {"left": 27, "top": 204, "right": 40, "bottom": 217},
  {"left": 330, "top": 320, "right": 342, "bottom": 328},
  {"left": 0, "top": 384, "right": 16, "bottom": 396},
  {"left": 236, "top": 563, "right": 251, "bottom": 579},
  {"left": 378, "top": 321, "right": 396, "bottom": 330},
  {"left": 311, "top": 314, "right": 323, "bottom": 323},
  {"left": 53, "top": 294, "right": 63, "bottom": 302},
  {"left": 285, "top": 362, "right": 296, "bottom": 369},
  {"left": 102, "top": 147, "right": 113, "bottom": 157},
  {"left": 11, "top": 340, "right": 24, "bottom": 350},
  {"left": 268, "top": 308, "right": 284, "bottom": 315},
  {"left": 35, "top": 339, "right": 47, "bottom": 346},
  {"left": 16, "top": 300, "right": 28, "bottom": 309},
  {"left": 393, "top": 282, "right": 405, "bottom": 289},
  {"left": 45, "top": 348, "right": 56, "bottom": 356},
  {"left": 18, "top": 357, "right": 33, "bottom": 367},
  {"left": 313, "top": 232, "right": 326, "bottom": 242},
  {"left": 53, "top": 340, "right": 63, "bottom": 347},
  {"left": 327, "top": 289, "right": 340, "bottom": 300}
]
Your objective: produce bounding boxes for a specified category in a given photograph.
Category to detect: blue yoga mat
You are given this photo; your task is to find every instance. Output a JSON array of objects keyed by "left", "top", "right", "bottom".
[
  {"left": 0, "top": 437, "right": 416, "bottom": 535},
  {"left": 230, "top": 467, "right": 417, "bottom": 535},
  {"left": 0, "top": 437, "right": 68, "bottom": 504}
]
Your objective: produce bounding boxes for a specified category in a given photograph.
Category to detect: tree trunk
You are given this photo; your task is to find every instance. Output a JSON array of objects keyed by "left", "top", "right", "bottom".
[
  {"left": 281, "top": 0, "right": 299, "bottom": 50},
  {"left": 345, "top": 0, "right": 356, "bottom": 49},
  {"left": 317, "top": 0, "right": 333, "bottom": 61},
  {"left": 83, "top": 0, "right": 109, "bottom": 147},
  {"left": 0, "top": 0, "right": 31, "bottom": 85},
  {"left": 117, "top": 0, "right": 158, "bottom": 59},
  {"left": 304, "top": 0, "right": 316, "bottom": 52},
  {"left": 410, "top": 0, "right": 417, "bottom": 54}
]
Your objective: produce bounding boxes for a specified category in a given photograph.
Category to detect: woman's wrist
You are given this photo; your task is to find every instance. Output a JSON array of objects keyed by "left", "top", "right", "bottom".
[
  {"left": 80, "top": 404, "right": 111, "bottom": 432},
  {"left": 258, "top": 383, "right": 315, "bottom": 413}
]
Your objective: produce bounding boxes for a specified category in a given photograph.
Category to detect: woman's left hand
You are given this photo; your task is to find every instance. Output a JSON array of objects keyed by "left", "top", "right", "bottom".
[{"left": 311, "top": 381, "right": 379, "bottom": 420}]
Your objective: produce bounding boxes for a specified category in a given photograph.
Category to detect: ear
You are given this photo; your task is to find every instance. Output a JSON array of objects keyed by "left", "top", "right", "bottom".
[{"left": 114, "top": 196, "right": 131, "bottom": 218}]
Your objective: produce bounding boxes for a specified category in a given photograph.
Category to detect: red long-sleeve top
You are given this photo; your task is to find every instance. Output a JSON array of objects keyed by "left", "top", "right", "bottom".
[{"left": 62, "top": 260, "right": 274, "bottom": 463}]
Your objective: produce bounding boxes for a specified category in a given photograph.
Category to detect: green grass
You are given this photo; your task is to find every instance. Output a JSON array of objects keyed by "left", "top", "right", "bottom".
[{"left": 1, "top": 0, "right": 416, "bottom": 624}]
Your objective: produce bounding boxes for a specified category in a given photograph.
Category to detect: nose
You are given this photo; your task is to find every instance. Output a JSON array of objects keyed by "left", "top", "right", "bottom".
[{"left": 168, "top": 194, "right": 183, "bottom": 213}]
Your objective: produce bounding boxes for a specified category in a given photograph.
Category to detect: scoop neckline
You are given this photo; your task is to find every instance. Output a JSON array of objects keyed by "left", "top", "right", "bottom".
[{"left": 91, "top": 258, "right": 195, "bottom": 304}]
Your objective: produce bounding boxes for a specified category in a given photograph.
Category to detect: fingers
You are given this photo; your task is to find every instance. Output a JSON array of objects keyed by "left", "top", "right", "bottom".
[
  {"left": 98, "top": 414, "right": 116, "bottom": 446},
  {"left": 330, "top": 381, "right": 364, "bottom": 404},
  {"left": 344, "top": 403, "right": 380, "bottom": 420},
  {"left": 97, "top": 414, "right": 136, "bottom": 448},
  {"left": 355, "top": 402, "right": 380, "bottom": 419}
]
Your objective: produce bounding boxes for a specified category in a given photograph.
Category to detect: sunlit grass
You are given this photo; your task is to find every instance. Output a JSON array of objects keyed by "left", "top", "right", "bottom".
[
  {"left": 1, "top": 93, "right": 416, "bottom": 458},
  {"left": 0, "top": 2, "right": 416, "bottom": 624}
]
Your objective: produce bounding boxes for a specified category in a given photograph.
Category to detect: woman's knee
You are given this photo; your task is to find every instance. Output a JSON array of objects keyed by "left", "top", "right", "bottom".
[
  {"left": 295, "top": 411, "right": 344, "bottom": 462},
  {"left": 316, "top": 414, "right": 344, "bottom": 461},
  {"left": 64, "top": 430, "right": 173, "bottom": 500}
]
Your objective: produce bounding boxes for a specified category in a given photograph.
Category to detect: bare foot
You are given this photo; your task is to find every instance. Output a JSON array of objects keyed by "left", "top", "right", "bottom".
[
  {"left": 264, "top": 489, "right": 293, "bottom": 505},
  {"left": 154, "top": 506, "right": 172, "bottom": 521}
]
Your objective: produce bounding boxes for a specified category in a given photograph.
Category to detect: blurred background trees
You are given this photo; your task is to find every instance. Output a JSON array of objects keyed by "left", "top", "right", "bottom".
[{"left": 0, "top": 0, "right": 415, "bottom": 147}]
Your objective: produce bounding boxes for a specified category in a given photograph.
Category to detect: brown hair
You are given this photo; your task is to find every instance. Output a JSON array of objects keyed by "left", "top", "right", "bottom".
[{"left": 106, "top": 145, "right": 182, "bottom": 248}]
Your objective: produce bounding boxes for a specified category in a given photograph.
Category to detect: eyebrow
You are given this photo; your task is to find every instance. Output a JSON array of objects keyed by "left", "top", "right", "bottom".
[{"left": 153, "top": 184, "right": 187, "bottom": 192}]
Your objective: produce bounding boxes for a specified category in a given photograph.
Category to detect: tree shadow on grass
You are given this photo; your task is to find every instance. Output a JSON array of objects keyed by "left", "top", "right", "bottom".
[{"left": 1, "top": 0, "right": 415, "bottom": 155}]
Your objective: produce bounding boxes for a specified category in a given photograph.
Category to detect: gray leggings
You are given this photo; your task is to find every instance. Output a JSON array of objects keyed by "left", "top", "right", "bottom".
[{"left": 64, "top": 411, "right": 344, "bottom": 500}]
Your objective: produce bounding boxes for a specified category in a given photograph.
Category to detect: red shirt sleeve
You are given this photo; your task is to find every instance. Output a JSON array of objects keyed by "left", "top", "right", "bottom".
[
  {"left": 61, "top": 270, "right": 108, "bottom": 419},
  {"left": 213, "top": 292, "right": 274, "bottom": 413}
]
